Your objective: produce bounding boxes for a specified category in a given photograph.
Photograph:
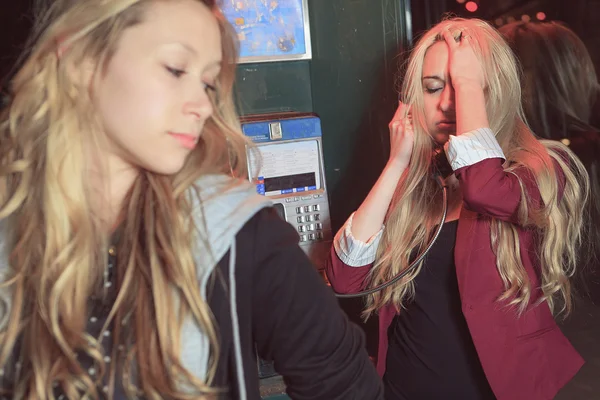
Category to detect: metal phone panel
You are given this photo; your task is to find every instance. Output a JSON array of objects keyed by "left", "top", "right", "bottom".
[{"left": 241, "top": 113, "right": 332, "bottom": 271}]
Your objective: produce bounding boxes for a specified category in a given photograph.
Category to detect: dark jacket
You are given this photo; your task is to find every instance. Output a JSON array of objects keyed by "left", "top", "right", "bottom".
[{"left": 209, "top": 207, "right": 383, "bottom": 399}]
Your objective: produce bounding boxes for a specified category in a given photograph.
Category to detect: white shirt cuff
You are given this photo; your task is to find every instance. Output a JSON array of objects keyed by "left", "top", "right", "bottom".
[
  {"left": 333, "top": 212, "right": 384, "bottom": 267},
  {"left": 444, "top": 127, "right": 505, "bottom": 171}
]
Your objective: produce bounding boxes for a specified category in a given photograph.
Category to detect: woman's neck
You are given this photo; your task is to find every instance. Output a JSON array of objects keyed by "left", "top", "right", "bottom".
[{"left": 90, "top": 153, "right": 139, "bottom": 231}]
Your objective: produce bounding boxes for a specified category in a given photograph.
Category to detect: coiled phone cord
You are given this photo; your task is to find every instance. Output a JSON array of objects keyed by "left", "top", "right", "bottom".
[{"left": 333, "top": 174, "right": 449, "bottom": 299}]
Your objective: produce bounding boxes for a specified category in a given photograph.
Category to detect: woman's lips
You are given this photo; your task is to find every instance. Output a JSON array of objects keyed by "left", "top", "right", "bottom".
[{"left": 169, "top": 132, "right": 198, "bottom": 149}]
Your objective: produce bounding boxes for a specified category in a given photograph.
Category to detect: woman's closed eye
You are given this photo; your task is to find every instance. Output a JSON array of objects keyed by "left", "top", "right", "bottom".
[
  {"left": 425, "top": 87, "right": 443, "bottom": 94},
  {"left": 203, "top": 82, "right": 217, "bottom": 92},
  {"left": 165, "top": 64, "right": 217, "bottom": 93},
  {"left": 166, "top": 66, "right": 186, "bottom": 78}
]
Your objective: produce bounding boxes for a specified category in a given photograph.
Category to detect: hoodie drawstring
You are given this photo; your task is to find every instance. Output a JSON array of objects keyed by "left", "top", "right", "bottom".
[{"left": 228, "top": 238, "right": 247, "bottom": 400}]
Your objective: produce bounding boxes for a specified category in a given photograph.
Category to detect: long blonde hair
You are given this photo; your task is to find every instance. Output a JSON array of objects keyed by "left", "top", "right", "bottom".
[
  {"left": 364, "top": 18, "right": 589, "bottom": 320},
  {"left": 0, "top": 0, "right": 250, "bottom": 398},
  {"left": 500, "top": 21, "right": 600, "bottom": 294}
]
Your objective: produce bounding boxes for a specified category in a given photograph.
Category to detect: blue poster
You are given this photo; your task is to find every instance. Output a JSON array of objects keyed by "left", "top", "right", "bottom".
[{"left": 220, "top": 0, "right": 312, "bottom": 63}]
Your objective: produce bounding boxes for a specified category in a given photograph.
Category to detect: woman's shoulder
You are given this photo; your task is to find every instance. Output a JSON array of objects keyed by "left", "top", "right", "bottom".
[
  {"left": 233, "top": 207, "right": 299, "bottom": 260},
  {"left": 189, "top": 174, "right": 273, "bottom": 249},
  {"left": 215, "top": 206, "right": 304, "bottom": 288}
]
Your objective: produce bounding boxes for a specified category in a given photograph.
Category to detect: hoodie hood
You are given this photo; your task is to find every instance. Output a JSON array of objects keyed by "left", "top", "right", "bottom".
[
  {"left": 190, "top": 174, "right": 273, "bottom": 279},
  {"left": 180, "top": 174, "right": 273, "bottom": 399}
]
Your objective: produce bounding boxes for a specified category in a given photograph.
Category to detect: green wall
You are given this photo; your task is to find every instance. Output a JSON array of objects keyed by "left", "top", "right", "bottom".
[{"left": 235, "top": 0, "right": 412, "bottom": 231}]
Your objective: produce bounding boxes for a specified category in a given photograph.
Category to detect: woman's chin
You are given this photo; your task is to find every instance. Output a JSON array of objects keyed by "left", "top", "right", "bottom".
[{"left": 433, "top": 132, "right": 451, "bottom": 145}]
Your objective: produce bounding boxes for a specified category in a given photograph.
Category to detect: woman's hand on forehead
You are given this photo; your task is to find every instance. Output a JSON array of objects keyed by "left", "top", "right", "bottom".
[{"left": 441, "top": 27, "right": 486, "bottom": 91}]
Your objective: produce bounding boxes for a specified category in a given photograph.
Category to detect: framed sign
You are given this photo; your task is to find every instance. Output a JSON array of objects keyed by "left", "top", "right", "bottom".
[{"left": 220, "top": 0, "right": 312, "bottom": 64}]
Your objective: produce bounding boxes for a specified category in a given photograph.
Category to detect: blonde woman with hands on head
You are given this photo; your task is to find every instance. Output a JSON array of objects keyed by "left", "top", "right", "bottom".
[{"left": 327, "top": 18, "right": 589, "bottom": 400}]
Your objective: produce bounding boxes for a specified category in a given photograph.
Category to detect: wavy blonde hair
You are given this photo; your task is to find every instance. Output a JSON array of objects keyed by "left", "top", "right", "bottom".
[
  {"left": 364, "top": 18, "right": 589, "bottom": 320},
  {"left": 500, "top": 21, "right": 600, "bottom": 294},
  {"left": 0, "top": 0, "right": 251, "bottom": 398}
]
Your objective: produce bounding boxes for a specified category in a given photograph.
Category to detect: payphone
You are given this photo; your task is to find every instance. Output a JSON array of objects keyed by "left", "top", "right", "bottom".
[{"left": 241, "top": 113, "right": 333, "bottom": 272}]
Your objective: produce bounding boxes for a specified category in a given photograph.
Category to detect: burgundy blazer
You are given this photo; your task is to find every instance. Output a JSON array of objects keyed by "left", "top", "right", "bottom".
[{"left": 326, "top": 158, "right": 584, "bottom": 400}]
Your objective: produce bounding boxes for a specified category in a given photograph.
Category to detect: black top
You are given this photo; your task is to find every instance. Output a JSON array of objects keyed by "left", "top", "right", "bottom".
[
  {"left": 16, "top": 207, "right": 382, "bottom": 400},
  {"left": 383, "top": 220, "right": 495, "bottom": 400}
]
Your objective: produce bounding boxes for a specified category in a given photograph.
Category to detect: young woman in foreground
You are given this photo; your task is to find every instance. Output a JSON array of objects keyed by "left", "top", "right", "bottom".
[{"left": 0, "top": 0, "right": 383, "bottom": 398}]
